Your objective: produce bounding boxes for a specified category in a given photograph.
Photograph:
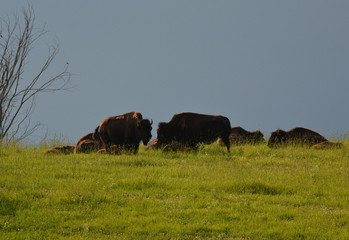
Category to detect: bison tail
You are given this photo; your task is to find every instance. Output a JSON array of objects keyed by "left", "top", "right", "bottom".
[{"left": 92, "top": 126, "right": 100, "bottom": 140}]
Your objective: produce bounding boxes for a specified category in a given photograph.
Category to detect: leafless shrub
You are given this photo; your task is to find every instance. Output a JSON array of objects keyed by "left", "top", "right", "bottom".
[{"left": 0, "top": 5, "right": 70, "bottom": 143}]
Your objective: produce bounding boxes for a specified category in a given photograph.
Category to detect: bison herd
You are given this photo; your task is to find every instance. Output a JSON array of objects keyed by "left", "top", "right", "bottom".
[{"left": 46, "top": 111, "right": 343, "bottom": 155}]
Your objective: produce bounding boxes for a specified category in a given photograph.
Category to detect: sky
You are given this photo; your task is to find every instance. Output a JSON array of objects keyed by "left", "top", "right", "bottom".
[{"left": 1, "top": 1, "right": 349, "bottom": 143}]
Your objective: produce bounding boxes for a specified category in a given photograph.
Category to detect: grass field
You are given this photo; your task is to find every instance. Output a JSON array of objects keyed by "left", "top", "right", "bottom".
[{"left": 0, "top": 141, "right": 348, "bottom": 239}]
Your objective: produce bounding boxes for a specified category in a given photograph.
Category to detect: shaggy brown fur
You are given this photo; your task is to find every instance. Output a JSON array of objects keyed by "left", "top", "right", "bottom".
[
  {"left": 74, "top": 132, "right": 103, "bottom": 154},
  {"left": 75, "top": 139, "right": 101, "bottom": 154}
]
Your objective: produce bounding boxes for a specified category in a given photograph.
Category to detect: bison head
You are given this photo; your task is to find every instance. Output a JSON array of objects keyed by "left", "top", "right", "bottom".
[
  {"left": 267, "top": 129, "right": 287, "bottom": 148},
  {"left": 138, "top": 119, "right": 153, "bottom": 145}
]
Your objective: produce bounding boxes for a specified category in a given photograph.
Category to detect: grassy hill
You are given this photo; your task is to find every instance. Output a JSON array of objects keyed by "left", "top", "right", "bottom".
[{"left": 0, "top": 142, "right": 348, "bottom": 239}]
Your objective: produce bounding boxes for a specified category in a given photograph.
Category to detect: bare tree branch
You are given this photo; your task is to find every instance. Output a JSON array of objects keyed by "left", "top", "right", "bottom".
[{"left": 0, "top": 5, "right": 71, "bottom": 143}]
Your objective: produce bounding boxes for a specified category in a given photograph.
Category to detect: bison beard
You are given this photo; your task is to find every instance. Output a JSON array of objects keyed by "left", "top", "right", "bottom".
[
  {"left": 94, "top": 112, "right": 152, "bottom": 154},
  {"left": 157, "top": 112, "right": 231, "bottom": 152}
]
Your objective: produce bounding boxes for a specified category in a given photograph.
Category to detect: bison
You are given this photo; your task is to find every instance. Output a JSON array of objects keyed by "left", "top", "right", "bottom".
[
  {"left": 76, "top": 132, "right": 97, "bottom": 143},
  {"left": 268, "top": 127, "right": 327, "bottom": 148},
  {"left": 96, "top": 145, "right": 122, "bottom": 155},
  {"left": 74, "top": 132, "right": 103, "bottom": 153},
  {"left": 75, "top": 139, "right": 102, "bottom": 154},
  {"left": 157, "top": 112, "right": 231, "bottom": 152},
  {"left": 161, "top": 141, "right": 195, "bottom": 152},
  {"left": 218, "top": 126, "right": 265, "bottom": 145},
  {"left": 45, "top": 145, "right": 75, "bottom": 154},
  {"left": 94, "top": 112, "right": 153, "bottom": 154},
  {"left": 311, "top": 141, "right": 343, "bottom": 150},
  {"left": 230, "top": 127, "right": 265, "bottom": 145}
]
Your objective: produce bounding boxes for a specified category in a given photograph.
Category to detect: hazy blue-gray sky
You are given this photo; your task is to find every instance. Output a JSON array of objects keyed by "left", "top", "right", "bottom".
[{"left": 2, "top": 1, "right": 349, "bottom": 143}]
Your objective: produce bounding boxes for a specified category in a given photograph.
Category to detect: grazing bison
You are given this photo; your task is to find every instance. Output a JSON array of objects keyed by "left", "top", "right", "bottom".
[
  {"left": 218, "top": 126, "right": 265, "bottom": 145},
  {"left": 157, "top": 112, "right": 231, "bottom": 152},
  {"left": 268, "top": 127, "right": 327, "bottom": 148},
  {"left": 45, "top": 145, "right": 75, "bottom": 154},
  {"left": 74, "top": 132, "right": 103, "bottom": 153},
  {"left": 94, "top": 112, "right": 153, "bottom": 154}
]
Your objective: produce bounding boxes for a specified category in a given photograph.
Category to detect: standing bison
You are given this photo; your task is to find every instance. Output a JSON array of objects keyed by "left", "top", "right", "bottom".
[
  {"left": 157, "top": 112, "right": 231, "bottom": 152},
  {"left": 94, "top": 112, "right": 152, "bottom": 154},
  {"left": 268, "top": 127, "right": 327, "bottom": 148}
]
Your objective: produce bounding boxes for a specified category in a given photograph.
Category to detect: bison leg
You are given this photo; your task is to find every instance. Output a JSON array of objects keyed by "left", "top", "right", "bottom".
[
  {"left": 120, "top": 144, "right": 139, "bottom": 154},
  {"left": 133, "top": 145, "right": 139, "bottom": 154},
  {"left": 221, "top": 136, "right": 231, "bottom": 152},
  {"left": 127, "top": 143, "right": 139, "bottom": 154}
]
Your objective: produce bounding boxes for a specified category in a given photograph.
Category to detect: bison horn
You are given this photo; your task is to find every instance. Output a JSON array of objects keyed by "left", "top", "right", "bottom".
[{"left": 150, "top": 119, "right": 153, "bottom": 125}]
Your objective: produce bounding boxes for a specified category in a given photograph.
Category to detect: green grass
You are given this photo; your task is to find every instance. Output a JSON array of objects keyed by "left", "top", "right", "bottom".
[{"left": 0, "top": 142, "right": 349, "bottom": 239}]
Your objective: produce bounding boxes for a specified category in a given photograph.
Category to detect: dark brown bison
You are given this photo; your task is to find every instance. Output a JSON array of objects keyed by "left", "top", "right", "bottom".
[
  {"left": 218, "top": 126, "right": 265, "bottom": 145},
  {"left": 75, "top": 139, "right": 102, "bottom": 154},
  {"left": 94, "top": 112, "right": 153, "bottom": 154},
  {"left": 230, "top": 127, "right": 265, "bottom": 145},
  {"left": 74, "top": 132, "right": 103, "bottom": 153},
  {"left": 45, "top": 145, "right": 75, "bottom": 154},
  {"left": 76, "top": 132, "right": 96, "bottom": 143},
  {"left": 268, "top": 127, "right": 327, "bottom": 148},
  {"left": 157, "top": 112, "right": 231, "bottom": 152}
]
